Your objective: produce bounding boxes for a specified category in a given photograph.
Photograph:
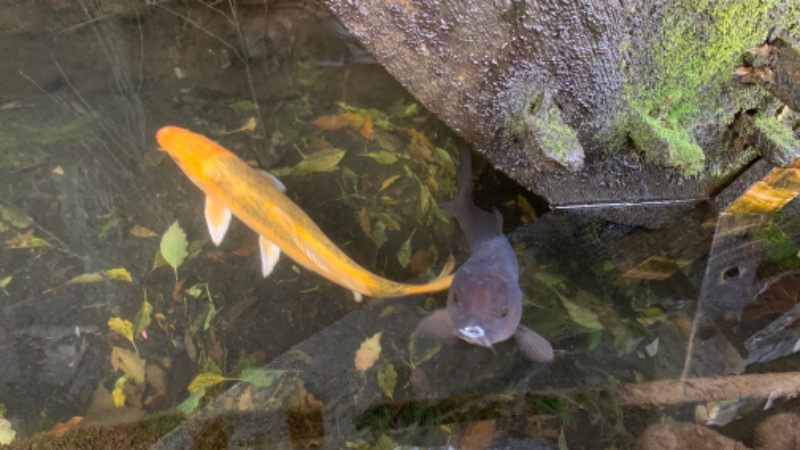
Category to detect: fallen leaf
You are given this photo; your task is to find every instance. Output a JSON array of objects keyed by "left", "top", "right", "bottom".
[
  {"left": 517, "top": 194, "right": 537, "bottom": 223},
  {"left": 371, "top": 220, "right": 387, "bottom": 250},
  {"left": 108, "top": 318, "right": 137, "bottom": 350},
  {"left": 559, "top": 295, "right": 604, "bottom": 331},
  {"left": 134, "top": 291, "right": 152, "bottom": 336},
  {"left": 112, "top": 375, "right": 128, "bottom": 407},
  {"left": 110, "top": 346, "right": 145, "bottom": 384},
  {"left": 0, "top": 276, "right": 12, "bottom": 289},
  {"left": 360, "top": 114, "right": 374, "bottom": 139},
  {"left": 397, "top": 230, "right": 415, "bottom": 268},
  {"left": 377, "top": 363, "right": 397, "bottom": 399},
  {"left": 232, "top": 243, "right": 258, "bottom": 257},
  {"left": 187, "top": 372, "right": 226, "bottom": 393},
  {"left": 378, "top": 175, "right": 402, "bottom": 193},
  {"left": 270, "top": 148, "right": 346, "bottom": 177},
  {"left": 228, "top": 100, "right": 258, "bottom": 112},
  {"left": 104, "top": 267, "right": 132, "bottom": 282},
  {"left": 363, "top": 151, "right": 399, "bottom": 165},
  {"left": 409, "top": 333, "right": 441, "bottom": 367},
  {"left": 355, "top": 332, "right": 382, "bottom": 372},
  {"left": 0, "top": 417, "right": 14, "bottom": 445},
  {"left": 130, "top": 225, "right": 158, "bottom": 238},
  {"left": 177, "top": 388, "right": 205, "bottom": 415},
  {"left": 0, "top": 203, "right": 33, "bottom": 229},
  {"left": 52, "top": 166, "right": 64, "bottom": 175},
  {"left": 220, "top": 117, "right": 257, "bottom": 134},
  {"left": 238, "top": 386, "right": 254, "bottom": 411},
  {"left": 146, "top": 364, "right": 167, "bottom": 397},
  {"left": 5, "top": 230, "right": 50, "bottom": 249},
  {"left": 312, "top": 114, "right": 353, "bottom": 130},
  {"left": 358, "top": 208, "right": 372, "bottom": 239},
  {"left": 161, "top": 221, "right": 188, "bottom": 278},
  {"left": 240, "top": 367, "right": 284, "bottom": 387}
]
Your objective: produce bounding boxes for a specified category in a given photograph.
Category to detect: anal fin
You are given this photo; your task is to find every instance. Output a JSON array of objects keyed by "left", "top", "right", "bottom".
[
  {"left": 205, "top": 196, "right": 232, "bottom": 246},
  {"left": 259, "top": 235, "right": 281, "bottom": 277}
]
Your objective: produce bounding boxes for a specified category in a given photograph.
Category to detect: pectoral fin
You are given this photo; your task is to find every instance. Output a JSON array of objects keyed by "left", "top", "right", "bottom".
[
  {"left": 414, "top": 309, "right": 457, "bottom": 343},
  {"left": 205, "top": 197, "right": 232, "bottom": 246},
  {"left": 259, "top": 235, "right": 281, "bottom": 277},
  {"left": 514, "top": 325, "right": 554, "bottom": 362}
]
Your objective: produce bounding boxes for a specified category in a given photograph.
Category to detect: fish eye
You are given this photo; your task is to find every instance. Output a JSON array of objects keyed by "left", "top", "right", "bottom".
[{"left": 500, "top": 307, "right": 509, "bottom": 318}]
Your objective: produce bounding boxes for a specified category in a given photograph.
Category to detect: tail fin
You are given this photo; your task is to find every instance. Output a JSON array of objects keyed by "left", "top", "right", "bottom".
[
  {"left": 402, "top": 254, "right": 456, "bottom": 295},
  {"left": 440, "top": 147, "right": 473, "bottom": 218}
]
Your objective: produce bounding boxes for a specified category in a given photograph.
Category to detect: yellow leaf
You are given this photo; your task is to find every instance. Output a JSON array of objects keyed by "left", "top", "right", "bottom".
[
  {"left": 358, "top": 208, "right": 372, "bottom": 239},
  {"left": 188, "top": 372, "right": 227, "bottom": 393},
  {"left": 517, "top": 194, "right": 537, "bottom": 223},
  {"left": 379, "top": 175, "right": 402, "bottom": 193},
  {"left": 112, "top": 375, "right": 128, "bottom": 407},
  {"left": 270, "top": 148, "right": 346, "bottom": 177},
  {"left": 108, "top": 317, "right": 136, "bottom": 348},
  {"left": 0, "top": 276, "right": 11, "bottom": 289},
  {"left": 220, "top": 117, "right": 257, "bottom": 134},
  {"left": 130, "top": 225, "right": 158, "bottom": 238},
  {"left": 360, "top": 114, "right": 374, "bottom": 139},
  {"left": 110, "top": 346, "right": 145, "bottom": 384},
  {"left": 67, "top": 272, "right": 106, "bottom": 284},
  {"left": 52, "top": 166, "right": 64, "bottom": 175},
  {"left": 355, "top": 332, "right": 382, "bottom": 372},
  {"left": 103, "top": 268, "right": 132, "bottom": 282}
]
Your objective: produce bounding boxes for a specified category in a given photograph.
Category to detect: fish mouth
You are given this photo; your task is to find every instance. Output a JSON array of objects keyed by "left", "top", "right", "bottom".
[{"left": 457, "top": 325, "right": 493, "bottom": 348}]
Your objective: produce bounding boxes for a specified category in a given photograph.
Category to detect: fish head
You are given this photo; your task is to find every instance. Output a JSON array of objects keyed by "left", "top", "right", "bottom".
[
  {"left": 446, "top": 266, "right": 522, "bottom": 348},
  {"left": 156, "top": 126, "right": 225, "bottom": 184}
]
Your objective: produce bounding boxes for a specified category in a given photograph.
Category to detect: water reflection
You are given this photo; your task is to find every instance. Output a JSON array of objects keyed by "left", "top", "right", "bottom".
[{"left": 1, "top": 2, "right": 799, "bottom": 449}]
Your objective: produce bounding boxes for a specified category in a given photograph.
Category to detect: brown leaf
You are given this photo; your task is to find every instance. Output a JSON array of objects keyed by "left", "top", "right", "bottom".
[
  {"left": 130, "top": 225, "right": 159, "bottom": 238},
  {"left": 110, "top": 346, "right": 146, "bottom": 385},
  {"left": 354, "top": 332, "right": 382, "bottom": 372},
  {"left": 358, "top": 208, "right": 372, "bottom": 239},
  {"left": 360, "top": 114, "right": 374, "bottom": 139},
  {"left": 232, "top": 243, "right": 258, "bottom": 257}
]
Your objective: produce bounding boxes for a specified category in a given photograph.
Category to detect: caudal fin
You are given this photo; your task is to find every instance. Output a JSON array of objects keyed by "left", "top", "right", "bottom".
[{"left": 440, "top": 147, "right": 473, "bottom": 218}]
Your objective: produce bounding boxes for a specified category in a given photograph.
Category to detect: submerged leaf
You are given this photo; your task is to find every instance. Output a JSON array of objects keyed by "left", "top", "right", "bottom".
[
  {"left": 177, "top": 388, "right": 205, "bottom": 415},
  {"left": 379, "top": 175, "right": 402, "bottom": 193},
  {"left": 67, "top": 272, "right": 106, "bottom": 284},
  {"left": 363, "top": 151, "right": 399, "bottom": 165},
  {"left": 104, "top": 268, "right": 132, "bottom": 282},
  {"left": 134, "top": 291, "right": 153, "bottom": 336},
  {"left": 161, "top": 221, "right": 189, "bottom": 277},
  {"left": 397, "top": 230, "right": 416, "bottom": 268},
  {"left": 0, "top": 276, "right": 11, "bottom": 289},
  {"left": 112, "top": 375, "right": 128, "bottom": 407},
  {"left": 377, "top": 363, "right": 397, "bottom": 399},
  {"left": 270, "top": 148, "right": 346, "bottom": 177},
  {"left": 409, "top": 332, "right": 441, "bottom": 367},
  {"left": 110, "top": 346, "right": 145, "bottom": 384},
  {"left": 240, "top": 368, "right": 284, "bottom": 387},
  {"left": 188, "top": 372, "right": 226, "bottom": 393},
  {"left": 560, "top": 296, "right": 604, "bottom": 331},
  {"left": 108, "top": 318, "right": 136, "bottom": 349},
  {"left": 517, "top": 195, "right": 538, "bottom": 223},
  {"left": 371, "top": 220, "right": 388, "bottom": 250},
  {"left": 358, "top": 208, "right": 372, "bottom": 239},
  {"left": 355, "top": 332, "right": 382, "bottom": 372},
  {"left": 130, "top": 225, "right": 158, "bottom": 238}
]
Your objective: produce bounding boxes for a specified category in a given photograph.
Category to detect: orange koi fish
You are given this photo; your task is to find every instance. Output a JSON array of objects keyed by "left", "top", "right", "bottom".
[{"left": 156, "top": 126, "right": 453, "bottom": 300}]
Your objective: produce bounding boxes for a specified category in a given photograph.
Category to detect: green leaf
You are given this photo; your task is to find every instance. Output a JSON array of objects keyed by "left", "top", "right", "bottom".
[
  {"left": 409, "top": 332, "right": 441, "bottom": 368},
  {"left": 377, "top": 363, "right": 397, "bottom": 399},
  {"left": 239, "top": 368, "right": 284, "bottom": 387},
  {"left": 362, "top": 151, "right": 399, "bottom": 165},
  {"left": 177, "top": 388, "right": 205, "bottom": 415},
  {"left": 559, "top": 295, "right": 603, "bottom": 331},
  {"left": 161, "top": 221, "right": 188, "bottom": 278},
  {"left": 270, "top": 148, "right": 346, "bottom": 177},
  {"left": 371, "top": 219, "right": 387, "bottom": 250},
  {"left": 397, "top": 230, "right": 415, "bottom": 268},
  {"left": 203, "top": 297, "right": 220, "bottom": 331},
  {"left": 134, "top": 290, "right": 152, "bottom": 336},
  {"left": 0, "top": 276, "right": 11, "bottom": 289}
]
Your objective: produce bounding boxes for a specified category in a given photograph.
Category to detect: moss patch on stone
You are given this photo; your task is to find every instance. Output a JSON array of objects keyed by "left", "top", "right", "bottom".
[{"left": 628, "top": 112, "right": 706, "bottom": 175}]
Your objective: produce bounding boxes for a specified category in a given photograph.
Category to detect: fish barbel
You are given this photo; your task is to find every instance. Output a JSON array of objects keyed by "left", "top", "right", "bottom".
[{"left": 156, "top": 126, "right": 453, "bottom": 299}]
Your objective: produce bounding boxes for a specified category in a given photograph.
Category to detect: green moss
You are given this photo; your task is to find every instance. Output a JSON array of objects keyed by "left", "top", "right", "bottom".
[
  {"left": 628, "top": 112, "right": 705, "bottom": 174},
  {"left": 753, "top": 114, "right": 800, "bottom": 152},
  {"left": 501, "top": 84, "right": 584, "bottom": 171},
  {"left": 624, "top": 1, "right": 797, "bottom": 126},
  {"left": 756, "top": 225, "right": 800, "bottom": 268}
]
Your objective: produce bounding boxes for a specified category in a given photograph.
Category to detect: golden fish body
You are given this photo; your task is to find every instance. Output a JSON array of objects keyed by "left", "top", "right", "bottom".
[{"left": 156, "top": 126, "right": 453, "bottom": 299}]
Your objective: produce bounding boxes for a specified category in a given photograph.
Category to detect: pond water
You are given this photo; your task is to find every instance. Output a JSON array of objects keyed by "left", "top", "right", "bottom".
[{"left": 1, "top": 2, "right": 799, "bottom": 449}]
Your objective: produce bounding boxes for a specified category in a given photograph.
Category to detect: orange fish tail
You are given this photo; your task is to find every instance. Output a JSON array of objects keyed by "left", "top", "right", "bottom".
[{"left": 372, "top": 254, "right": 455, "bottom": 298}]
